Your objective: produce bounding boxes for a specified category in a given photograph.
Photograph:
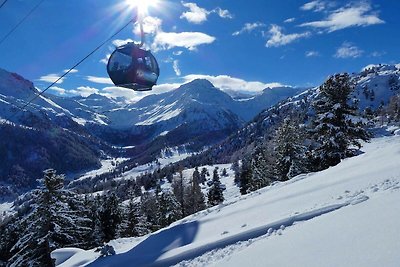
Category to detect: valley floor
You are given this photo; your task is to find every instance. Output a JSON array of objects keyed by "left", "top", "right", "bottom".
[{"left": 54, "top": 134, "right": 400, "bottom": 267}]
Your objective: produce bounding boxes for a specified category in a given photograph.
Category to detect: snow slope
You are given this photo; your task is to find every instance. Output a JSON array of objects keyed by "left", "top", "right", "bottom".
[{"left": 54, "top": 133, "right": 400, "bottom": 267}]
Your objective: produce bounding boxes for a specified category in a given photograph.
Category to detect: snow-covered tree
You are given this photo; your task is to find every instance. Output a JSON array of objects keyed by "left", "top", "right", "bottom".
[
  {"left": 192, "top": 167, "right": 201, "bottom": 184},
  {"left": 251, "top": 145, "right": 274, "bottom": 188},
  {"left": 274, "top": 118, "right": 307, "bottom": 181},
  {"left": 140, "top": 192, "right": 161, "bottom": 231},
  {"left": 172, "top": 170, "right": 186, "bottom": 217},
  {"left": 185, "top": 169, "right": 206, "bottom": 215},
  {"left": 200, "top": 167, "right": 208, "bottom": 184},
  {"left": 207, "top": 167, "right": 224, "bottom": 206},
  {"left": 159, "top": 191, "right": 182, "bottom": 227},
  {"left": 388, "top": 94, "right": 400, "bottom": 122},
  {"left": 119, "top": 197, "right": 149, "bottom": 238},
  {"left": 310, "top": 73, "right": 370, "bottom": 169},
  {"left": 231, "top": 160, "right": 240, "bottom": 184},
  {"left": 97, "top": 192, "right": 122, "bottom": 242},
  {"left": 221, "top": 168, "right": 228, "bottom": 177},
  {"left": 8, "top": 169, "right": 92, "bottom": 266},
  {"left": 239, "top": 157, "right": 252, "bottom": 195}
]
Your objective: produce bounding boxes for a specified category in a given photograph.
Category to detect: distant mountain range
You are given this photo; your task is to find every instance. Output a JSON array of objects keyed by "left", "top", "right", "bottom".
[
  {"left": 0, "top": 68, "right": 303, "bottom": 198},
  {"left": 3, "top": 63, "right": 398, "bottom": 199}
]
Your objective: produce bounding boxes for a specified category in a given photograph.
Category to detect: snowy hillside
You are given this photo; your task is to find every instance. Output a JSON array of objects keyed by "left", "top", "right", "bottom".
[
  {"left": 0, "top": 68, "right": 73, "bottom": 123},
  {"left": 54, "top": 132, "right": 400, "bottom": 267},
  {"left": 193, "top": 63, "right": 400, "bottom": 164}
]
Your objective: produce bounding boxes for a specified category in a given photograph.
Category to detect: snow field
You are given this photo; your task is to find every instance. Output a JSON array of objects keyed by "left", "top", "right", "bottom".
[{"left": 55, "top": 135, "right": 400, "bottom": 266}]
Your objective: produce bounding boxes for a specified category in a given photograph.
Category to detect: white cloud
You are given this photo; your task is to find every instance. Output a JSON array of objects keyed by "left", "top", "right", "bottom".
[
  {"left": 152, "top": 83, "right": 182, "bottom": 93},
  {"left": 180, "top": 2, "right": 233, "bottom": 24},
  {"left": 95, "top": 74, "right": 286, "bottom": 102},
  {"left": 370, "top": 51, "right": 386, "bottom": 57},
  {"left": 334, "top": 42, "right": 363, "bottom": 58},
  {"left": 305, "top": 50, "right": 320, "bottom": 57},
  {"left": 284, "top": 18, "right": 296, "bottom": 23},
  {"left": 86, "top": 76, "right": 114, "bottom": 85},
  {"left": 266, "top": 24, "right": 311, "bottom": 47},
  {"left": 153, "top": 31, "right": 216, "bottom": 51},
  {"left": 100, "top": 53, "right": 111, "bottom": 65},
  {"left": 173, "top": 60, "right": 181, "bottom": 76},
  {"left": 48, "top": 86, "right": 67, "bottom": 95},
  {"left": 180, "top": 2, "right": 209, "bottom": 24},
  {"left": 213, "top": 7, "right": 234, "bottom": 19},
  {"left": 173, "top": 50, "right": 184, "bottom": 56},
  {"left": 112, "top": 39, "right": 134, "bottom": 47},
  {"left": 101, "top": 86, "right": 142, "bottom": 102},
  {"left": 63, "top": 69, "right": 78, "bottom": 74},
  {"left": 122, "top": 14, "right": 215, "bottom": 52},
  {"left": 300, "top": 0, "right": 329, "bottom": 12},
  {"left": 69, "top": 86, "right": 99, "bottom": 97},
  {"left": 300, "top": 2, "right": 384, "bottom": 32},
  {"left": 134, "top": 16, "right": 162, "bottom": 35},
  {"left": 232, "top": 22, "right": 266, "bottom": 36},
  {"left": 101, "top": 83, "right": 181, "bottom": 103},
  {"left": 183, "top": 74, "right": 285, "bottom": 93},
  {"left": 38, "top": 74, "right": 65, "bottom": 84}
]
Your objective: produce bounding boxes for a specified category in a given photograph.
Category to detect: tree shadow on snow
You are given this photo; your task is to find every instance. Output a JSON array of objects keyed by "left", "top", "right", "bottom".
[{"left": 88, "top": 221, "right": 199, "bottom": 267}]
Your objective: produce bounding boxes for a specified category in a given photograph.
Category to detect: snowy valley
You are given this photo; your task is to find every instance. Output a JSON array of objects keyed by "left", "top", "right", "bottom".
[
  {"left": 1, "top": 64, "right": 400, "bottom": 267},
  {"left": 2, "top": 0, "right": 400, "bottom": 266}
]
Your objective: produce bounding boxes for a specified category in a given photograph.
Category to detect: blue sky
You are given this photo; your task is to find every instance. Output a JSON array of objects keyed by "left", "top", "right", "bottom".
[{"left": 0, "top": 0, "right": 399, "bottom": 101}]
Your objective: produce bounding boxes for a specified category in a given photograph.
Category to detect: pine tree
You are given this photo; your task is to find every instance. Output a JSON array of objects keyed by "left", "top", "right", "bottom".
[
  {"left": 159, "top": 191, "right": 182, "bottom": 227},
  {"left": 251, "top": 145, "right": 274, "bottom": 189},
  {"left": 310, "top": 73, "right": 370, "bottom": 169},
  {"left": 207, "top": 167, "right": 224, "bottom": 206},
  {"left": 185, "top": 169, "right": 206, "bottom": 215},
  {"left": 274, "top": 118, "right": 307, "bottom": 181},
  {"left": 140, "top": 192, "right": 161, "bottom": 231},
  {"left": 84, "top": 195, "right": 103, "bottom": 247},
  {"left": 0, "top": 216, "right": 20, "bottom": 264},
  {"left": 200, "top": 167, "right": 208, "bottom": 184},
  {"left": 192, "top": 167, "right": 201, "bottom": 185},
  {"left": 8, "top": 169, "right": 92, "bottom": 266},
  {"left": 119, "top": 197, "right": 149, "bottom": 238},
  {"left": 221, "top": 168, "right": 228, "bottom": 177},
  {"left": 97, "top": 192, "right": 122, "bottom": 243},
  {"left": 231, "top": 160, "right": 240, "bottom": 184},
  {"left": 388, "top": 94, "right": 400, "bottom": 122},
  {"left": 172, "top": 170, "right": 186, "bottom": 217},
  {"left": 239, "top": 157, "right": 252, "bottom": 195}
]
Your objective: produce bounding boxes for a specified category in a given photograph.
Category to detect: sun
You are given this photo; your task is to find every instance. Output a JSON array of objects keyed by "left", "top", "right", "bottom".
[{"left": 126, "top": 0, "right": 159, "bottom": 16}]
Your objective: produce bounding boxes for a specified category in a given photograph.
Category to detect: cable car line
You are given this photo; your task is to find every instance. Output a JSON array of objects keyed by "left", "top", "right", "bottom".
[
  {"left": 0, "top": 0, "right": 9, "bottom": 9},
  {"left": 2, "top": 17, "right": 135, "bottom": 125},
  {"left": 0, "top": 0, "right": 45, "bottom": 46}
]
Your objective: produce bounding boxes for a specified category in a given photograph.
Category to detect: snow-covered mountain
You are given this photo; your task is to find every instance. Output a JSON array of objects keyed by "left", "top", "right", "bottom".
[
  {"left": 0, "top": 68, "right": 74, "bottom": 126},
  {"left": 190, "top": 64, "right": 400, "bottom": 164},
  {"left": 0, "top": 68, "right": 302, "bottom": 197},
  {"left": 0, "top": 69, "right": 108, "bottom": 198},
  {"left": 81, "top": 80, "right": 302, "bottom": 144},
  {"left": 0, "top": 67, "right": 302, "bottom": 143},
  {"left": 53, "top": 132, "right": 400, "bottom": 267}
]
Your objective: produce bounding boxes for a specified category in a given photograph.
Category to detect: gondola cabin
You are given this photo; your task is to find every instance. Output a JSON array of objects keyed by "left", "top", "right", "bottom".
[{"left": 107, "top": 43, "right": 160, "bottom": 91}]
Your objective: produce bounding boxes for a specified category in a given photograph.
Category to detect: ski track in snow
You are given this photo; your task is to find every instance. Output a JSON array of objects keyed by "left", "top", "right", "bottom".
[{"left": 173, "top": 178, "right": 400, "bottom": 267}]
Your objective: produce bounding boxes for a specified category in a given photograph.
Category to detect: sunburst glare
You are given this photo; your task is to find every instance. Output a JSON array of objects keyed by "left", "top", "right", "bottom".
[{"left": 126, "top": 0, "right": 160, "bottom": 16}]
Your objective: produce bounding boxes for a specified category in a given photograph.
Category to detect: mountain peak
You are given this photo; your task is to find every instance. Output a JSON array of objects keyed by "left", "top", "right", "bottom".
[
  {"left": 0, "top": 68, "right": 38, "bottom": 97},
  {"left": 183, "top": 79, "right": 215, "bottom": 88}
]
